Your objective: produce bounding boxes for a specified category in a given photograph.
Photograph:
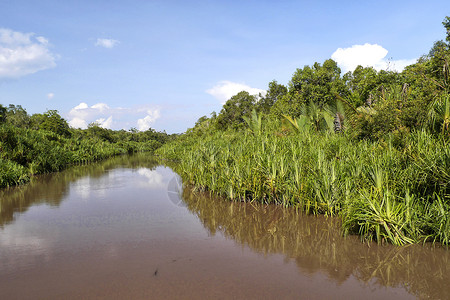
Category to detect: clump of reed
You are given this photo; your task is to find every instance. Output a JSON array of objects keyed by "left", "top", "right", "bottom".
[
  {"left": 157, "top": 121, "right": 450, "bottom": 246},
  {"left": 0, "top": 158, "right": 29, "bottom": 187}
]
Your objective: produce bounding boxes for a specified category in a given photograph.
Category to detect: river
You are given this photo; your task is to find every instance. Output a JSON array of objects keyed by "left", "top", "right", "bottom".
[{"left": 0, "top": 154, "right": 448, "bottom": 299}]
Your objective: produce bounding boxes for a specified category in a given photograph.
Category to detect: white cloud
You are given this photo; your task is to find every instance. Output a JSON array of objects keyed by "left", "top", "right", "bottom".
[
  {"left": 95, "top": 38, "right": 119, "bottom": 49},
  {"left": 95, "top": 116, "right": 113, "bottom": 129},
  {"left": 69, "top": 102, "right": 91, "bottom": 126},
  {"left": 74, "top": 102, "right": 89, "bottom": 110},
  {"left": 36, "top": 36, "right": 49, "bottom": 45},
  {"left": 69, "top": 117, "right": 88, "bottom": 129},
  {"left": 0, "top": 28, "right": 57, "bottom": 79},
  {"left": 47, "top": 92, "right": 54, "bottom": 99},
  {"left": 68, "top": 102, "right": 114, "bottom": 129},
  {"left": 206, "top": 81, "right": 266, "bottom": 104},
  {"left": 331, "top": 43, "right": 417, "bottom": 73},
  {"left": 91, "top": 103, "right": 109, "bottom": 112},
  {"left": 137, "top": 109, "right": 160, "bottom": 131},
  {"left": 67, "top": 102, "right": 160, "bottom": 131}
]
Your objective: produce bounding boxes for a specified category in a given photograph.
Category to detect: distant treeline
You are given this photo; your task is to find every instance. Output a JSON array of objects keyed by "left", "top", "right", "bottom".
[
  {"left": 0, "top": 105, "right": 174, "bottom": 188},
  {"left": 156, "top": 17, "right": 450, "bottom": 246}
]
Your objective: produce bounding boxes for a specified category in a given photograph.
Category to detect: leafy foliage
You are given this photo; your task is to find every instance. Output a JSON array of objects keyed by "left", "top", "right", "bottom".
[
  {"left": 216, "top": 91, "right": 256, "bottom": 130},
  {"left": 156, "top": 16, "right": 450, "bottom": 246},
  {"left": 0, "top": 108, "right": 171, "bottom": 188},
  {"left": 257, "top": 80, "right": 287, "bottom": 114}
]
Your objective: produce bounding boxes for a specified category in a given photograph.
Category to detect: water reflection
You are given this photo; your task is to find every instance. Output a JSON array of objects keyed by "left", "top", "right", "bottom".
[
  {"left": 181, "top": 187, "right": 450, "bottom": 300},
  {"left": 136, "top": 168, "right": 164, "bottom": 188},
  {"left": 167, "top": 174, "right": 185, "bottom": 208},
  {"left": 0, "top": 154, "right": 160, "bottom": 227},
  {"left": 1, "top": 157, "right": 449, "bottom": 299}
]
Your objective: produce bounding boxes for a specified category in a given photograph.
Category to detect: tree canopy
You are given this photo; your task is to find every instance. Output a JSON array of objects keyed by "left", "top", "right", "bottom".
[{"left": 216, "top": 91, "right": 257, "bottom": 130}]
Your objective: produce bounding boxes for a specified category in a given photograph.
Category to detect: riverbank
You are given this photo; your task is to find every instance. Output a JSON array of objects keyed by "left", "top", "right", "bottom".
[
  {"left": 0, "top": 123, "right": 169, "bottom": 188},
  {"left": 156, "top": 128, "right": 450, "bottom": 246}
]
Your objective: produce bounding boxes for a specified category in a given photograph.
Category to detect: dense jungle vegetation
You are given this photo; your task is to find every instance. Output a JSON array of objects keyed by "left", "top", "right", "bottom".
[
  {"left": 0, "top": 105, "right": 172, "bottom": 188},
  {"left": 156, "top": 17, "right": 450, "bottom": 246}
]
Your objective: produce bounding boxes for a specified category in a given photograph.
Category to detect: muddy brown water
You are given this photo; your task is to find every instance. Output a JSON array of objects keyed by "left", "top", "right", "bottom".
[{"left": 0, "top": 154, "right": 449, "bottom": 299}]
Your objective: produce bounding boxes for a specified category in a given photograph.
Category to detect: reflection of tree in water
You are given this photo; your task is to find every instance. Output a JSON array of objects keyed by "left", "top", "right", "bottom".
[
  {"left": 0, "top": 154, "right": 160, "bottom": 227},
  {"left": 182, "top": 187, "right": 450, "bottom": 300}
]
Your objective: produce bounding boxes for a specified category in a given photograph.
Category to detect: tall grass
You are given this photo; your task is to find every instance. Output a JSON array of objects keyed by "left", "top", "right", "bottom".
[{"left": 157, "top": 122, "right": 450, "bottom": 246}]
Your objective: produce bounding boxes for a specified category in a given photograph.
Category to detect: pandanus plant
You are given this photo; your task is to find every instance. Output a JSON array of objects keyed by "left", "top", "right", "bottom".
[
  {"left": 282, "top": 100, "right": 338, "bottom": 133},
  {"left": 428, "top": 93, "right": 450, "bottom": 134},
  {"left": 242, "top": 109, "right": 262, "bottom": 136}
]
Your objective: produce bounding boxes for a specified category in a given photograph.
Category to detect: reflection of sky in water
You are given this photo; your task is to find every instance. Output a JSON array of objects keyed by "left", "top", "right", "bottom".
[
  {"left": 0, "top": 211, "right": 54, "bottom": 271},
  {"left": 71, "top": 177, "right": 91, "bottom": 200},
  {"left": 70, "top": 168, "right": 166, "bottom": 201},
  {"left": 0, "top": 223, "right": 49, "bottom": 252},
  {"left": 136, "top": 168, "right": 164, "bottom": 188},
  {"left": 0, "top": 165, "right": 199, "bottom": 273}
]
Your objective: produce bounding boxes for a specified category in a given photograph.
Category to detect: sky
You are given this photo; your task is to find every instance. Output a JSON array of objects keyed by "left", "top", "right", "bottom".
[{"left": 1, "top": 0, "right": 449, "bottom": 133}]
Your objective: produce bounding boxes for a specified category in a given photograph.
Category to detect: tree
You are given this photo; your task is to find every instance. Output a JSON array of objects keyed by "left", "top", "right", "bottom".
[
  {"left": 443, "top": 16, "right": 450, "bottom": 44},
  {"left": 292, "top": 59, "right": 346, "bottom": 106},
  {"left": 426, "top": 41, "right": 450, "bottom": 92},
  {"left": 87, "top": 122, "right": 115, "bottom": 142},
  {"left": 32, "top": 110, "right": 71, "bottom": 137},
  {"left": 5, "top": 104, "right": 31, "bottom": 128},
  {"left": 270, "top": 89, "right": 303, "bottom": 118},
  {"left": 343, "top": 66, "right": 378, "bottom": 107},
  {"left": 272, "top": 59, "right": 348, "bottom": 118},
  {"left": 257, "top": 80, "right": 287, "bottom": 114},
  {"left": 0, "top": 104, "right": 6, "bottom": 123},
  {"left": 186, "top": 115, "right": 215, "bottom": 136},
  {"left": 216, "top": 91, "right": 256, "bottom": 130}
]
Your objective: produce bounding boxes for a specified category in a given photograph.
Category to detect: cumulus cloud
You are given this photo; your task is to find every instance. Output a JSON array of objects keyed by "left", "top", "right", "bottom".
[
  {"left": 67, "top": 102, "right": 160, "bottom": 131},
  {"left": 206, "top": 81, "right": 266, "bottom": 104},
  {"left": 74, "top": 102, "right": 89, "bottom": 110},
  {"left": 0, "top": 28, "right": 57, "bottom": 79},
  {"left": 95, "top": 116, "right": 113, "bottom": 129},
  {"left": 68, "top": 102, "right": 112, "bottom": 129},
  {"left": 331, "top": 43, "right": 417, "bottom": 73},
  {"left": 69, "top": 117, "right": 88, "bottom": 129},
  {"left": 137, "top": 109, "right": 160, "bottom": 131},
  {"left": 95, "top": 38, "right": 120, "bottom": 49}
]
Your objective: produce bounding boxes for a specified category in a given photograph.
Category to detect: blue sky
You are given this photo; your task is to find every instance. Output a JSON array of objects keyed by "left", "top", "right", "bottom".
[{"left": 1, "top": 0, "right": 449, "bottom": 133}]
